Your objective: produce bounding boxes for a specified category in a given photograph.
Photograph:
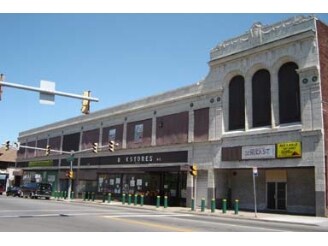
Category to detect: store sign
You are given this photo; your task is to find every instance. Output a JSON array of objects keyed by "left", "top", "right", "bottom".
[
  {"left": 242, "top": 145, "right": 275, "bottom": 160},
  {"left": 28, "top": 160, "right": 53, "bottom": 167},
  {"left": 81, "top": 151, "right": 188, "bottom": 166},
  {"left": 277, "top": 141, "right": 302, "bottom": 158},
  {"left": 115, "top": 151, "right": 188, "bottom": 164}
]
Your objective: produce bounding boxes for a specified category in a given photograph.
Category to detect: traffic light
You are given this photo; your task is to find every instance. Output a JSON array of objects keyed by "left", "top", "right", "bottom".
[
  {"left": 45, "top": 145, "right": 51, "bottom": 156},
  {"left": 5, "top": 141, "right": 10, "bottom": 151},
  {"left": 108, "top": 140, "right": 115, "bottom": 152},
  {"left": 81, "top": 91, "right": 91, "bottom": 114},
  {"left": 189, "top": 164, "right": 197, "bottom": 176},
  {"left": 92, "top": 142, "right": 98, "bottom": 153},
  {"left": 69, "top": 170, "right": 74, "bottom": 179}
]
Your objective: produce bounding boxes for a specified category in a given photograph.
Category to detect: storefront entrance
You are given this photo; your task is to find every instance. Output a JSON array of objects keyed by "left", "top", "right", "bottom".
[
  {"left": 267, "top": 182, "right": 286, "bottom": 210},
  {"left": 97, "top": 168, "right": 187, "bottom": 206}
]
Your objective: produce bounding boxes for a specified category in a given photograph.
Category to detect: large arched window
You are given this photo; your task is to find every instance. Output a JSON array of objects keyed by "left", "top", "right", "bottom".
[
  {"left": 229, "top": 75, "right": 245, "bottom": 130},
  {"left": 252, "top": 69, "right": 271, "bottom": 127},
  {"left": 278, "top": 62, "right": 300, "bottom": 124}
]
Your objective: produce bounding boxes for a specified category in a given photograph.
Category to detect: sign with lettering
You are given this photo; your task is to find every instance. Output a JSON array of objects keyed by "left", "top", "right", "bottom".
[
  {"left": 28, "top": 160, "right": 53, "bottom": 167},
  {"left": 81, "top": 151, "right": 188, "bottom": 166},
  {"left": 242, "top": 145, "right": 275, "bottom": 160},
  {"left": 277, "top": 141, "right": 302, "bottom": 158}
]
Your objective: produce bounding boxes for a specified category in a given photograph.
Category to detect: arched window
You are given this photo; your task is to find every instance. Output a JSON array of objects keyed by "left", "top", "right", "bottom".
[
  {"left": 252, "top": 69, "right": 271, "bottom": 127},
  {"left": 278, "top": 62, "right": 300, "bottom": 124},
  {"left": 229, "top": 75, "right": 245, "bottom": 130}
]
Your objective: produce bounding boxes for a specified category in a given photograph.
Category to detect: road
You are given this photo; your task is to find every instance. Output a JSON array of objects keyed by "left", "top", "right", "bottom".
[{"left": 0, "top": 195, "right": 327, "bottom": 232}]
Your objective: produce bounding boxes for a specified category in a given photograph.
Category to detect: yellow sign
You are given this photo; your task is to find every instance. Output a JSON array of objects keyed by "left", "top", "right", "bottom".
[
  {"left": 28, "top": 160, "right": 53, "bottom": 167},
  {"left": 277, "top": 142, "right": 302, "bottom": 158}
]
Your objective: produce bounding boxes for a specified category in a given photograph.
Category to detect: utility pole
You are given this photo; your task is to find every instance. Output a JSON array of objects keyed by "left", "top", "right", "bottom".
[{"left": 252, "top": 167, "right": 258, "bottom": 218}]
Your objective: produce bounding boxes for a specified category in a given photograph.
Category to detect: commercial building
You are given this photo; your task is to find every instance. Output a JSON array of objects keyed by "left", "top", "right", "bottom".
[{"left": 16, "top": 15, "right": 328, "bottom": 216}]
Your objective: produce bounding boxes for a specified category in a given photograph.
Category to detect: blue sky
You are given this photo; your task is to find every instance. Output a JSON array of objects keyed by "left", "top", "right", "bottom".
[{"left": 1, "top": 13, "right": 328, "bottom": 143}]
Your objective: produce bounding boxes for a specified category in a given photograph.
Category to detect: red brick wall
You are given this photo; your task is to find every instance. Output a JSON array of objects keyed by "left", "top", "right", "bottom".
[
  {"left": 317, "top": 20, "right": 328, "bottom": 207},
  {"left": 127, "top": 119, "right": 152, "bottom": 149},
  {"left": 194, "top": 108, "right": 209, "bottom": 142},
  {"left": 102, "top": 124, "right": 123, "bottom": 150},
  {"left": 81, "top": 129, "right": 100, "bottom": 150},
  {"left": 156, "top": 112, "right": 189, "bottom": 146}
]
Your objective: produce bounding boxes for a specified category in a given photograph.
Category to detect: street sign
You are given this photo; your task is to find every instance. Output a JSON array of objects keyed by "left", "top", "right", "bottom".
[
  {"left": 39, "top": 80, "right": 55, "bottom": 105},
  {"left": 66, "top": 156, "right": 75, "bottom": 162},
  {"left": 253, "top": 167, "right": 258, "bottom": 176}
]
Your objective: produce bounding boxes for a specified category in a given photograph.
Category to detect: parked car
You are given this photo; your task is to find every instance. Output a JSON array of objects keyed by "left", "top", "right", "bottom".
[
  {"left": 20, "top": 182, "right": 52, "bottom": 199},
  {"left": 0, "top": 183, "right": 4, "bottom": 195},
  {"left": 6, "top": 186, "right": 21, "bottom": 197}
]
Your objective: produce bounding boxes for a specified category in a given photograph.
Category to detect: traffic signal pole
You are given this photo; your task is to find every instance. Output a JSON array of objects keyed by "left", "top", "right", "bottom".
[
  {"left": 67, "top": 151, "right": 74, "bottom": 200},
  {"left": 0, "top": 80, "right": 99, "bottom": 102}
]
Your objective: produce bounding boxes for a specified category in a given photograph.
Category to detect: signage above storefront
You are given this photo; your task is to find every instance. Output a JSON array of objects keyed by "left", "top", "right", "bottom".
[
  {"left": 242, "top": 145, "right": 275, "bottom": 160},
  {"left": 277, "top": 141, "right": 302, "bottom": 158},
  {"left": 28, "top": 160, "right": 53, "bottom": 167},
  {"left": 81, "top": 151, "right": 188, "bottom": 166}
]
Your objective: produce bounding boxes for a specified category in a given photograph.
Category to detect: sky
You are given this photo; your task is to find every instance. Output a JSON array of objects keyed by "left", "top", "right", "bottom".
[{"left": 0, "top": 2, "right": 328, "bottom": 145}]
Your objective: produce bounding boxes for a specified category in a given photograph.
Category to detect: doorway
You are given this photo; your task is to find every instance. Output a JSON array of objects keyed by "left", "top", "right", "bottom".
[{"left": 267, "top": 182, "right": 286, "bottom": 210}]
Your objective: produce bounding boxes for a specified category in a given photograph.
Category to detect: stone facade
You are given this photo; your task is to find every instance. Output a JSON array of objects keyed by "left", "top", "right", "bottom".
[{"left": 17, "top": 15, "right": 328, "bottom": 216}]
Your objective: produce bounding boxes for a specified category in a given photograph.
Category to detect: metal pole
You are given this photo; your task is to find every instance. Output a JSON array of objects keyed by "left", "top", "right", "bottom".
[
  {"left": 0, "top": 80, "right": 99, "bottom": 102},
  {"left": 67, "top": 151, "right": 74, "bottom": 200},
  {"left": 253, "top": 173, "right": 257, "bottom": 218}
]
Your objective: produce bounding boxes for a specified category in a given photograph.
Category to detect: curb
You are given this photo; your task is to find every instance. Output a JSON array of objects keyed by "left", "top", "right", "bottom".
[{"left": 50, "top": 198, "right": 323, "bottom": 227}]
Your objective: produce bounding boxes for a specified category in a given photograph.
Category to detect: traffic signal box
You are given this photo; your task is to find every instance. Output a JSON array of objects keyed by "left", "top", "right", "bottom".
[
  {"left": 5, "top": 141, "right": 10, "bottom": 151},
  {"left": 65, "top": 170, "right": 74, "bottom": 179},
  {"left": 81, "top": 91, "right": 91, "bottom": 114},
  {"left": 92, "top": 143, "right": 98, "bottom": 153},
  {"left": 46, "top": 145, "right": 51, "bottom": 156},
  {"left": 189, "top": 164, "right": 198, "bottom": 176},
  {"left": 108, "top": 140, "right": 115, "bottom": 152}
]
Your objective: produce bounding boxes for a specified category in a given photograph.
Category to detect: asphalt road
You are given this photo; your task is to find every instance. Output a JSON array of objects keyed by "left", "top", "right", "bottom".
[{"left": 0, "top": 195, "right": 327, "bottom": 232}]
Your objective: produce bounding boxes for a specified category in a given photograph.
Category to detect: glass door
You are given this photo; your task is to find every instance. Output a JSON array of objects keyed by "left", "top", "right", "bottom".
[{"left": 267, "top": 182, "right": 286, "bottom": 210}]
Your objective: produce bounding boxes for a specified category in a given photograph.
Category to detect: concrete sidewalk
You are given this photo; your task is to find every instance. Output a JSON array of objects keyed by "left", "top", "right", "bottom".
[{"left": 56, "top": 197, "right": 328, "bottom": 227}]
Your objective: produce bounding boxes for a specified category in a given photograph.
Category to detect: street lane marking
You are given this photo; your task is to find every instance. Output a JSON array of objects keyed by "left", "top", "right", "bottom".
[
  {"left": 103, "top": 214, "right": 192, "bottom": 218},
  {"left": 106, "top": 216, "right": 194, "bottom": 232}
]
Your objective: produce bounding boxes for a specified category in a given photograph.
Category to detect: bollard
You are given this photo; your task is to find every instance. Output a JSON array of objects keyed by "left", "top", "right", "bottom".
[
  {"left": 128, "top": 194, "right": 132, "bottom": 205},
  {"left": 201, "top": 198, "right": 205, "bottom": 212},
  {"left": 122, "top": 194, "right": 126, "bottom": 204},
  {"left": 83, "top": 192, "right": 86, "bottom": 201},
  {"left": 164, "top": 196, "right": 168, "bottom": 208},
  {"left": 222, "top": 199, "right": 227, "bottom": 214},
  {"left": 134, "top": 194, "right": 138, "bottom": 206},
  {"left": 191, "top": 198, "right": 195, "bottom": 211},
  {"left": 156, "top": 196, "right": 160, "bottom": 208},
  {"left": 107, "top": 193, "right": 111, "bottom": 203},
  {"left": 64, "top": 191, "right": 67, "bottom": 199},
  {"left": 211, "top": 198, "right": 216, "bottom": 213},
  {"left": 102, "top": 193, "right": 106, "bottom": 203},
  {"left": 88, "top": 192, "right": 91, "bottom": 201},
  {"left": 140, "top": 195, "right": 144, "bottom": 206},
  {"left": 234, "top": 199, "right": 239, "bottom": 215},
  {"left": 71, "top": 191, "right": 74, "bottom": 199},
  {"left": 92, "top": 192, "right": 95, "bottom": 201}
]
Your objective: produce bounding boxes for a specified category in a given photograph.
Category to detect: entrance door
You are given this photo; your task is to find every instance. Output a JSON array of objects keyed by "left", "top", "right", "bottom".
[{"left": 267, "top": 182, "right": 286, "bottom": 210}]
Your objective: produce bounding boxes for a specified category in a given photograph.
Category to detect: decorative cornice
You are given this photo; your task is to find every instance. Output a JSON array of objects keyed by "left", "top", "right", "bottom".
[{"left": 210, "top": 15, "right": 316, "bottom": 61}]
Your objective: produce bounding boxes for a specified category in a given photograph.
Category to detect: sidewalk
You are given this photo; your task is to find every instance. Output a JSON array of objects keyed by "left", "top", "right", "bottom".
[{"left": 56, "top": 197, "right": 328, "bottom": 227}]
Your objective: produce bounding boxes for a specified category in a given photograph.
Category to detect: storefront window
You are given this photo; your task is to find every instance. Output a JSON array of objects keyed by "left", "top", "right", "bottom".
[
  {"left": 98, "top": 173, "right": 121, "bottom": 195},
  {"left": 109, "top": 129, "right": 116, "bottom": 141},
  {"left": 134, "top": 124, "right": 143, "bottom": 143}
]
